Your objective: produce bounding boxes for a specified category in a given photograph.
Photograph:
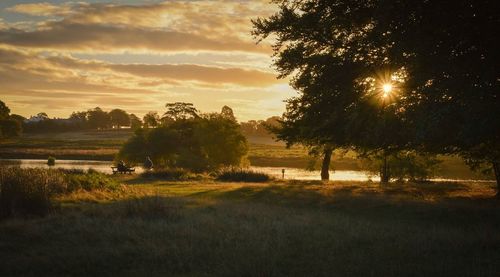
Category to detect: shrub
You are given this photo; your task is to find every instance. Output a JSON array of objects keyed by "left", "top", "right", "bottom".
[
  {"left": 216, "top": 168, "right": 271, "bottom": 182},
  {"left": 140, "top": 168, "right": 195, "bottom": 180},
  {"left": 65, "top": 172, "right": 119, "bottom": 192},
  {"left": 47, "top": 156, "right": 56, "bottom": 166}
]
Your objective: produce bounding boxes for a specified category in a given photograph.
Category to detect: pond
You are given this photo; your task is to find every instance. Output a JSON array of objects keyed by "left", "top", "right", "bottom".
[{"left": 0, "top": 159, "right": 493, "bottom": 182}]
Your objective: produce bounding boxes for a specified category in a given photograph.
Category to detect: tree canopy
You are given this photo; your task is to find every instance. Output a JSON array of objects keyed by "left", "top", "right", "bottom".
[
  {"left": 109, "top": 109, "right": 130, "bottom": 128},
  {"left": 119, "top": 105, "right": 248, "bottom": 172},
  {"left": 253, "top": 0, "right": 499, "bottom": 186}
]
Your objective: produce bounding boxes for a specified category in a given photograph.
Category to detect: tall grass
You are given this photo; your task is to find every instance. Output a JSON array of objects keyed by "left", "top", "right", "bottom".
[
  {"left": 0, "top": 167, "right": 118, "bottom": 218},
  {"left": 216, "top": 168, "right": 271, "bottom": 182},
  {"left": 140, "top": 168, "right": 197, "bottom": 180}
]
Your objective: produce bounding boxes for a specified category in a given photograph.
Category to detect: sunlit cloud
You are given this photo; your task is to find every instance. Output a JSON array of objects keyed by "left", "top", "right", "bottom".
[
  {"left": 6, "top": 2, "right": 74, "bottom": 17},
  {"left": 0, "top": 0, "right": 289, "bottom": 121}
]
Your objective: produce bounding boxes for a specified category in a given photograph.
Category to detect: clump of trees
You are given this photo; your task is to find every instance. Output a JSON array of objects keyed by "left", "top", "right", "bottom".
[
  {"left": 0, "top": 100, "right": 22, "bottom": 138},
  {"left": 253, "top": 0, "right": 499, "bottom": 192},
  {"left": 21, "top": 107, "right": 144, "bottom": 133},
  {"left": 119, "top": 103, "right": 248, "bottom": 172},
  {"left": 240, "top": 116, "right": 281, "bottom": 137}
]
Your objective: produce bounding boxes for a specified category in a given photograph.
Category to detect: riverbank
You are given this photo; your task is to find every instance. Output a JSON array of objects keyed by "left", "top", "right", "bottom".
[{"left": 1, "top": 177, "right": 499, "bottom": 276}]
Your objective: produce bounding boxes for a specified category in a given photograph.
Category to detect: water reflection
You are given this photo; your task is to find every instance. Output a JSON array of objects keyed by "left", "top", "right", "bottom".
[{"left": 249, "top": 166, "right": 377, "bottom": 181}]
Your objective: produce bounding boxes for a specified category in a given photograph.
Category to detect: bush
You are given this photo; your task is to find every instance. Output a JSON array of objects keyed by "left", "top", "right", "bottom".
[
  {"left": 47, "top": 156, "right": 56, "bottom": 166},
  {"left": 0, "top": 167, "right": 119, "bottom": 218},
  {"left": 140, "top": 168, "right": 195, "bottom": 180},
  {"left": 65, "top": 172, "right": 119, "bottom": 192},
  {"left": 216, "top": 168, "right": 271, "bottom": 182},
  {"left": 360, "top": 151, "right": 441, "bottom": 181}
]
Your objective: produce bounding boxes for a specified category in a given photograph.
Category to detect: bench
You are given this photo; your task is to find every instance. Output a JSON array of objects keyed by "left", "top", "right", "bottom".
[{"left": 111, "top": 166, "right": 135, "bottom": 174}]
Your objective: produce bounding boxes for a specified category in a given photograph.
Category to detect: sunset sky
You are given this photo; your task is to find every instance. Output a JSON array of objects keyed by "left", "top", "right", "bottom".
[{"left": 0, "top": 0, "right": 293, "bottom": 121}]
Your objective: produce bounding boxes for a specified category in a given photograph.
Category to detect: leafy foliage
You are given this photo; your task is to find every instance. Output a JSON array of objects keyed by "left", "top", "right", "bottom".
[
  {"left": 120, "top": 105, "right": 248, "bottom": 172},
  {"left": 360, "top": 151, "right": 441, "bottom": 182},
  {"left": 253, "top": 0, "right": 499, "bottom": 186},
  {"left": 109, "top": 109, "right": 130, "bottom": 128}
]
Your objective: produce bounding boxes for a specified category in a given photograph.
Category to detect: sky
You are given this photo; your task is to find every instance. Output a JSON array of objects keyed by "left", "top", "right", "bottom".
[{"left": 0, "top": 0, "right": 295, "bottom": 121}]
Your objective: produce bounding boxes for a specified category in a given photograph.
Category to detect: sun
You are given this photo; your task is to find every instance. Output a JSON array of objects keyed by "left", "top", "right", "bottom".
[{"left": 382, "top": 83, "right": 393, "bottom": 98}]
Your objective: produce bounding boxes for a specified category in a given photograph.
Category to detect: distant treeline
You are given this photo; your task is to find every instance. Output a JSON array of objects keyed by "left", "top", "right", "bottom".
[{"left": 0, "top": 100, "right": 280, "bottom": 138}]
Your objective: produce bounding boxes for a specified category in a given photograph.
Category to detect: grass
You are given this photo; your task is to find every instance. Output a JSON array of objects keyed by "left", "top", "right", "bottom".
[
  {"left": 0, "top": 167, "right": 119, "bottom": 218},
  {"left": 140, "top": 168, "right": 199, "bottom": 181},
  {"left": 0, "top": 177, "right": 498, "bottom": 276},
  {"left": 216, "top": 168, "right": 271, "bottom": 182}
]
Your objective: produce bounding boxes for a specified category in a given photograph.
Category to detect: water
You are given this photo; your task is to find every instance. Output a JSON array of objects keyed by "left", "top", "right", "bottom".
[
  {"left": 249, "top": 166, "right": 377, "bottom": 181},
  {"left": 0, "top": 159, "right": 493, "bottom": 182},
  {"left": 0, "top": 159, "right": 144, "bottom": 174}
]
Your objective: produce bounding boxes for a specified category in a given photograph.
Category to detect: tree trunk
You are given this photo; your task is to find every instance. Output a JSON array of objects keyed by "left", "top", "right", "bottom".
[
  {"left": 321, "top": 147, "right": 333, "bottom": 181},
  {"left": 380, "top": 150, "right": 390, "bottom": 184},
  {"left": 493, "top": 161, "right": 500, "bottom": 198}
]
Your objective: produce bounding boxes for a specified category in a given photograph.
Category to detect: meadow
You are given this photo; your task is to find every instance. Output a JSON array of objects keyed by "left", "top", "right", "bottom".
[
  {"left": 1, "top": 173, "right": 499, "bottom": 276},
  {"left": 0, "top": 130, "right": 492, "bottom": 180}
]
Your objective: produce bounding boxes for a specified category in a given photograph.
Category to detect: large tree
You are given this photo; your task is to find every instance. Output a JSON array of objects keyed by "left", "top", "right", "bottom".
[
  {"left": 120, "top": 111, "right": 248, "bottom": 171},
  {"left": 253, "top": 0, "right": 397, "bottom": 180},
  {"left": 254, "top": 0, "right": 499, "bottom": 189}
]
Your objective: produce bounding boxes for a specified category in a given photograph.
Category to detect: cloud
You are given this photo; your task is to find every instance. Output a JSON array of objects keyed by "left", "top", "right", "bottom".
[
  {"left": 0, "top": 22, "right": 268, "bottom": 54},
  {"left": 108, "top": 63, "right": 278, "bottom": 86},
  {"left": 0, "top": 47, "right": 281, "bottom": 112},
  {"left": 2, "top": 1, "right": 274, "bottom": 54},
  {"left": 0, "top": 1, "right": 286, "bottom": 121},
  {"left": 6, "top": 2, "right": 73, "bottom": 17}
]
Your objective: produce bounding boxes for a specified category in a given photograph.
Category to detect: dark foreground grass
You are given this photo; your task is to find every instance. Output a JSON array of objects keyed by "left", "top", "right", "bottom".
[{"left": 0, "top": 179, "right": 499, "bottom": 276}]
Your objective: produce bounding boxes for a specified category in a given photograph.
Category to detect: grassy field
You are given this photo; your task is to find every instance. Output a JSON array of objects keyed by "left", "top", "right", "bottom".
[
  {"left": 1, "top": 177, "right": 499, "bottom": 276},
  {"left": 0, "top": 130, "right": 492, "bottom": 180}
]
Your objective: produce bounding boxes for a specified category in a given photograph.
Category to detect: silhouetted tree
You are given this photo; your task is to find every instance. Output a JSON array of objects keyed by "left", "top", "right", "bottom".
[
  {"left": 162, "top": 102, "right": 199, "bottom": 123},
  {"left": 253, "top": 1, "right": 381, "bottom": 180},
  {"left": 221, "top": 106, "right": 236, "bottom": 122},
  {"left": 0, "top": 119, "right": 21, "bottom": 138},
  {"left": 0, "top": 100, "right": 10, "bottom": 120},
  {"left": 70, "top": 111, "right": 87, "bottom": 122},
  {"left": 9, "top": 114, "right": 26, "bottom": 123},
  {"left": 87, "top": 107, "right": 110, "bottom": 130},
  {"left": 120, "top": 107, "right": 247, "bottom": 171},
  {"left": 143, "top": 111, "right": 160, "bottom": 128},
  {"left": 129, "top": 114, "right": 142, "bottom": 130},
  {"left": 109, "top": 109, "right": 130, "bottom": 128}
]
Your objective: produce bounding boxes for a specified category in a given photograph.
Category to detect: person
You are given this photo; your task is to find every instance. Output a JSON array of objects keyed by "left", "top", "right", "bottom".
[
  {"left": 117, "top": 160, "right": 126, "bottom": 171},
  {"left": 144, "top": 156, "right": 153, "bottom": 170}
]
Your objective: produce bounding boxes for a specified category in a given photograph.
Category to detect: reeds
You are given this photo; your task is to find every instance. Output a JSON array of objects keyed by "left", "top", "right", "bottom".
[
  {"left": 216, "top": 168, "right": 271, "bottom": 182},
  {"left": 0, "top": 167, "right": 118, "bottom": 218}
]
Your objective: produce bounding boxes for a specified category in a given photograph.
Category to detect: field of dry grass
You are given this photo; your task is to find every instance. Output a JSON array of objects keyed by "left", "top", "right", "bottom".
[{"left": 1, "top": 177, "right": 499, "bottom": 276}]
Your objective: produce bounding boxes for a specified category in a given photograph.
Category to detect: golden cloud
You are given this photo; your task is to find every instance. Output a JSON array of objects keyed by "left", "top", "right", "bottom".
[{"left": 6, "top": 2, "right": 73, "bottom": 17}]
